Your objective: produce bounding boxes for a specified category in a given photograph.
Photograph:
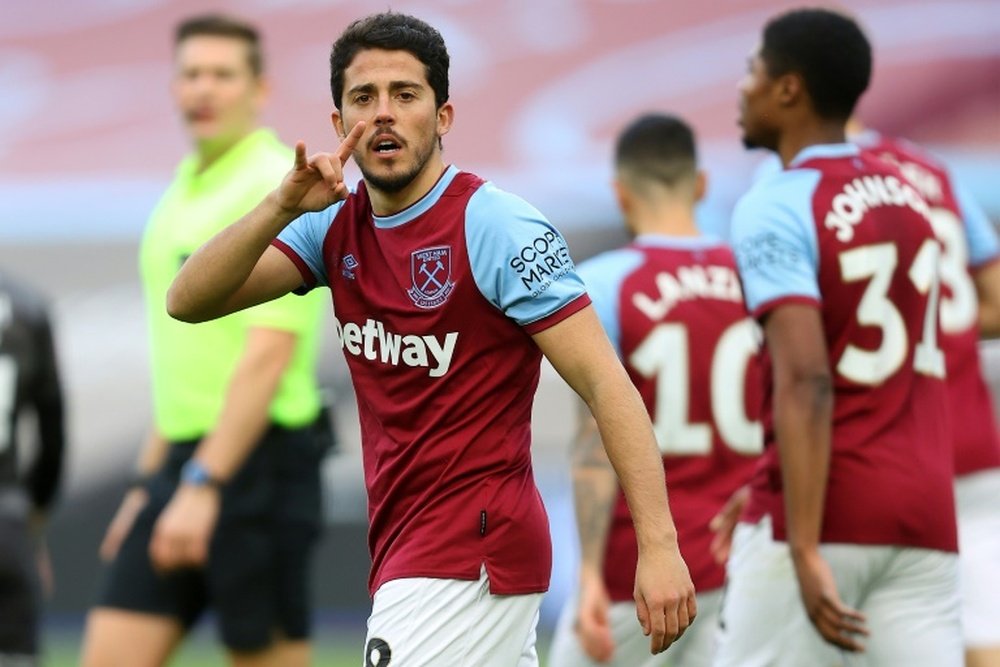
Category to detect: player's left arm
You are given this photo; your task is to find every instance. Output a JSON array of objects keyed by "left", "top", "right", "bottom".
[
  {"left": 764, "top": 304, "right": 867, "bottom": 651},
  {"left": 533, "top": 306, "right": 696, "bottom": 656},
  {"left": 149, "top": 325, "right": 296, "bottom": 569}
]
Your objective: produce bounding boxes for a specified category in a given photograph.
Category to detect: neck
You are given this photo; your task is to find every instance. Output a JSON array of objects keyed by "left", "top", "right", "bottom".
[
  {"left": 367, "top": 154, "right": 447, "bottom": 217},
  {"left": 630, "top": 200, "right": 700, "bottom": 238},
  {"left": 194, "top": 128, "right": 254, "bottom": 172},
  {"left": 777, "top": 117, "right": 846, "bottom": 167}
]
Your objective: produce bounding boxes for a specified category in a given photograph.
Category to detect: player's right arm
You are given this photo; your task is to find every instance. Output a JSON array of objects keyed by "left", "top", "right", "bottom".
[
  {"left": 974, "top": 260, "right": 1000, "bottom": 338},
  {"left": 167, "top": 122, "right": 364, "bottom": 322}
]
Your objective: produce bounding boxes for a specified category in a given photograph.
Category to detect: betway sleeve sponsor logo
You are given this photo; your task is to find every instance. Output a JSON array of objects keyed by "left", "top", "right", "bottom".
[
  {"left": 509, "top": 230, "right": 575, "bottom": 298},
  {"left": 632, "top": 265, "right": 743, "bottom": 321},
  {"left": 824, "top": 175, "right": 931, "bottom": 242},
  {"left": 333, "top": 317, "right": 458, "bottom": 378}
]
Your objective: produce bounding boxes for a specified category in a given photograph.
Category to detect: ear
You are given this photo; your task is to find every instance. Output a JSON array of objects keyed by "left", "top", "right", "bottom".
[
  {"left": 331, "top": 109, "right": 345, "bottom": 138},
  {"left": 613, "top": 178, "right": 631, "bottom": 216},
  {"left": 436, "top": 101, "right": 455, "bottom": 138},
  {"left": 777, "top": 72, "right": 804, "bottom": 108},
  {"left": 694, "top": 170, "right": 707, "bottom": 203},
  {"left": 254, "top": 76, "right": 271, "bottom": 110}
]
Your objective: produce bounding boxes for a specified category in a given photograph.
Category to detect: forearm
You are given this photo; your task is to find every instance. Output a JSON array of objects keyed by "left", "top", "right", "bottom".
[
  {"left": 774, "top": 373, "right": 833, "bottom": 555},
  {"left": 136, "top": 429, "right": 170, "bottom": 476},
  {"left": 589, "top": 370, "right": 675, "bottom": 549},
  {"left": 28, "top": 396, "right": 65, "bottom": 511},
  {"left": 571, "top": 411, "right": 619, "bottom": 574},
  {"left": 978, "top": 303, "right": 1000, "bottom": 339},
  {"left": 167, "top": 192, "right": 298, "bottom": 323},
  {"left": 192, "top": 330, "right": 294, "bottom": 481}
]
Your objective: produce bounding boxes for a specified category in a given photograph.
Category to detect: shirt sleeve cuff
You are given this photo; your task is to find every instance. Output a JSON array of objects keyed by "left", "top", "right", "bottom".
[
  {"left": 522, "top": 293, "right": 592, "bottom": 335},
  {"left": 971, "top": 252, "right": 1000, "bottom": 271},
  {"left": 751, "top": 294, "right": 821, "bottom": 320},
  {"left": 271, "top": 239, "right": 318, "bottom": 294}
]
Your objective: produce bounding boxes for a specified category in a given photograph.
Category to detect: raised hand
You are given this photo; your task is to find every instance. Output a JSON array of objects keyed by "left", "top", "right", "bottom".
[
  {"left": 273, "top": 121, "right": 365, "bottom": 216},
  {"left": 793, "top": 547, "right": 868, "bottom": 652},
  {"left": 633, "top": 541, "right": 697, "bottom": 655}
]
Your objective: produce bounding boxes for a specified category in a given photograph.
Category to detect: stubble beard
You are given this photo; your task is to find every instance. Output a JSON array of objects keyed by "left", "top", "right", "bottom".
[{"left": 360, "top": 135, "right": 437, "bottom": 194}]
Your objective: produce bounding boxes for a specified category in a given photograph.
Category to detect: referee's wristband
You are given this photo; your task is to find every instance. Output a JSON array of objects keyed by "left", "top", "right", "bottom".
[{"left": 180, "top": 459, "right": 225, "bottom": 489}]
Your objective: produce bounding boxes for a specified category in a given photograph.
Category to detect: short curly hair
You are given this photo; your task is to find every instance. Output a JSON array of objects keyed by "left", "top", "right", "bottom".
[{"left": 329, "top": 12, "right": 450, "bottom": 110}]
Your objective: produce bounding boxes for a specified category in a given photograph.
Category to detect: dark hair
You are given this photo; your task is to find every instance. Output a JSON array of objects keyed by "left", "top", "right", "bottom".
[
  {"left": 615, "top": 113, "right": 697, "bottom": 189},
  {"left": 174, "top": 14, "right": 263, "bottom": 76},
  {"left": 761, "top": 8, "right": 871, "bottom": 121},
  {"left": 329, "top": 12, "right": 449, "bottom": 110}
]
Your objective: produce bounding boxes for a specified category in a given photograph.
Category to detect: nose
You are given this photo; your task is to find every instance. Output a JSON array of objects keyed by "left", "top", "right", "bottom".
[{"left": 374, "top": 96, "right": 394, "bottom": 126}]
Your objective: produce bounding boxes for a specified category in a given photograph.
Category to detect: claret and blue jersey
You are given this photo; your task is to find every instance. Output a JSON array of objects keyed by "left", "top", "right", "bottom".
[
  {"left": 273, "top": 165, "right": 590, "bottom": 596},
  {"left": 577, "top": 235, "right": 763, "bottom": 600},
  {"left": 731, "top": 143, "right": 958, "bottom": 553}
]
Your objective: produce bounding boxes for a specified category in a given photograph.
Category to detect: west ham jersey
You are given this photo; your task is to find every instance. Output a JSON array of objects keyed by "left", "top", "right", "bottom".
[
  {"left": 273, "top": 166, "right": 590, "bottom": 595},
  {"left": 579, "top": 236, "right": 762, "bottom": 600},
  {"left": 860, "top": 133, "right": 1000, "bottom": 477},
  {"left": 732, "top": 143, "right": 958, "bottom": 553}
]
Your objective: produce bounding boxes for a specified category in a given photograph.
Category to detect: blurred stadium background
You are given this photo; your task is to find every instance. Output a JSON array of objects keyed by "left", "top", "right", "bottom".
[{"left": 1, "top": 0, "right": 997, "bottom": 664}]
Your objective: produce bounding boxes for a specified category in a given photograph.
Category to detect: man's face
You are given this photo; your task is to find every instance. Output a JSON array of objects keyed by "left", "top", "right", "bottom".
[
  {"left": 334, "top": 48, "right": 452, "bottom": 193},
  {"left": 737, "top": 47, "right": 781, "bottom": 151},
  {"left": 172, "top": 35, "right": 262, "bottom": 144}
]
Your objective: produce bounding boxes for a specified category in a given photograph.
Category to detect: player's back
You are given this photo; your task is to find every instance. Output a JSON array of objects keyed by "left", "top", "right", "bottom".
[
  {"left": 737, "top": 145, "right": 957, "bottom": 553},
  {"left": 860, "top": 133, "right": 1000, "bottom": 476},
  {"left": 580, "top": 237, "right": 762, "bottom": 597}
]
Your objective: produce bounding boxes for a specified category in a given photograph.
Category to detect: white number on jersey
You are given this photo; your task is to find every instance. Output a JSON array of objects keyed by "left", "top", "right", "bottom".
[
  {"left": 927, "top": 207, "right": 978, "bottom": 334},
  {"left": 0, "top": 355, "right": 16, "bottom": 454},
  {"left": 629, "top": 319, "right": 763, "bottom": 456},
  {"left": 837, "top": 240, "right": 945, "bottom": 385}
]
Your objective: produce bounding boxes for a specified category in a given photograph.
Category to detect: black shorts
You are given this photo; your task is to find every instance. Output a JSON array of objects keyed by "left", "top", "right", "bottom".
[
  {"left": 98, "top": 424, "right": 325, "bottom": 652},
  {"left": 0, "top": 516, "right": 38, "bottom": 657}
]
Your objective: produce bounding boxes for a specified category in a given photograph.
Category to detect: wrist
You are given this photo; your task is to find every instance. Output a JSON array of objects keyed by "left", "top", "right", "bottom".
[
  {"left": 180, "top": 459, "right": 225, "bottom": 490},
  {"left": 266, "top": 189, "right": 304, "bottom": 223}
]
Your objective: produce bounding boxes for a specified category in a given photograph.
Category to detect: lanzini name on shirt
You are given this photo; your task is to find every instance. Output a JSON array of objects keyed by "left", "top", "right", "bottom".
[
  {"left": 632, "top": 265, "right": 743, "bottom": 321},
  {"left": 333, "top": 317, "right": 458, "bottom": 378},
  {"left": 824, "top": 174, "right": 931, "bottom": 243}
]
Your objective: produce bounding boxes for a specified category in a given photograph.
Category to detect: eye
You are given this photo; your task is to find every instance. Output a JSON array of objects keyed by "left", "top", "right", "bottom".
[
  {"left": 398, "top": 91, "right": 415, "bottom": 101},
  {"left": 354, "top": 94, "right": 372, "bottom": 105}
]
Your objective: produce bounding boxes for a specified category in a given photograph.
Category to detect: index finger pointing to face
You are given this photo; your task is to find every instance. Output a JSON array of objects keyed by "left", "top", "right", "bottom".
[{"left": 336, "top": 121, "right": 366, "bottom": 165}]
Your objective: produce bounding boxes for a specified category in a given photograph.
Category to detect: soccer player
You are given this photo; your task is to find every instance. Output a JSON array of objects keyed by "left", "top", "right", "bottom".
[
  {"left": 166, "top": 12, "right": 696, "bottom": 666},
  {"left": 715, "top": 8, "right": 962, "bottom": 666},
  {"left": 548, "top": 115, "right": 762, "bottom": 667},
  {"left": 0, "top": 271, "right": 66, "bottom": 665},
  {"left": 80, "top": 14, "right": 328, "bottom": 667},
  {"left": 858, "top": 129, "right": 1000, "bottom": 667}
]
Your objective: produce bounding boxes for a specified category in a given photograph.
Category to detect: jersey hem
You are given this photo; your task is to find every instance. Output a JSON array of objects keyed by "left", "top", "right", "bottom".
[{"left": 370, "top": 569, "right": 549, "bottom": 597}]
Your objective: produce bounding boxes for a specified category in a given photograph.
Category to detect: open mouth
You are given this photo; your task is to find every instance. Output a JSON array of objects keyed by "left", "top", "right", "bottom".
[{"left": 372, "top": 135, "right": 402, "bottom": 156}]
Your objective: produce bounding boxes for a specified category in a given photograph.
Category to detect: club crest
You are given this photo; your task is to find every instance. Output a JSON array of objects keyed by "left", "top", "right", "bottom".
[{"left": 407, "top": 246, "right": 455, "bottom": 308}]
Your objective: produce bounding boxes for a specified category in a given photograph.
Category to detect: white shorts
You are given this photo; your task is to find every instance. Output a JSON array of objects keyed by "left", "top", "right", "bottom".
[
  {"left": 956, "top": 468, "right": 1000, "bottom": 647},
  {"left": 548, "top": 590, "right": 721, "bottom": 667},
  {"left": 714, "top": 516, "right": 962, "bottom": 667},
  {"left": 364, "top": 566, "right": 542, "bottom": 667}
]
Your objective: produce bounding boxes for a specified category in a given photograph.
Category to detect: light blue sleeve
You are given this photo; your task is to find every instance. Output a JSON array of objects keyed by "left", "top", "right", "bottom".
[
  {"left": 730, "top": 169, "right": 822, "bottom": 315},
  {"left": 274, "top": 202, "right": 346, "bottom": 287},
  {"left": 955, "top": 181, "right": 1000, "bottom": 268},
  {"left": 465, "top": 182, "right": 588, "bottom": 328},
  {"left": 576, "top": 249, "right": 644, "bottom": 355}
]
